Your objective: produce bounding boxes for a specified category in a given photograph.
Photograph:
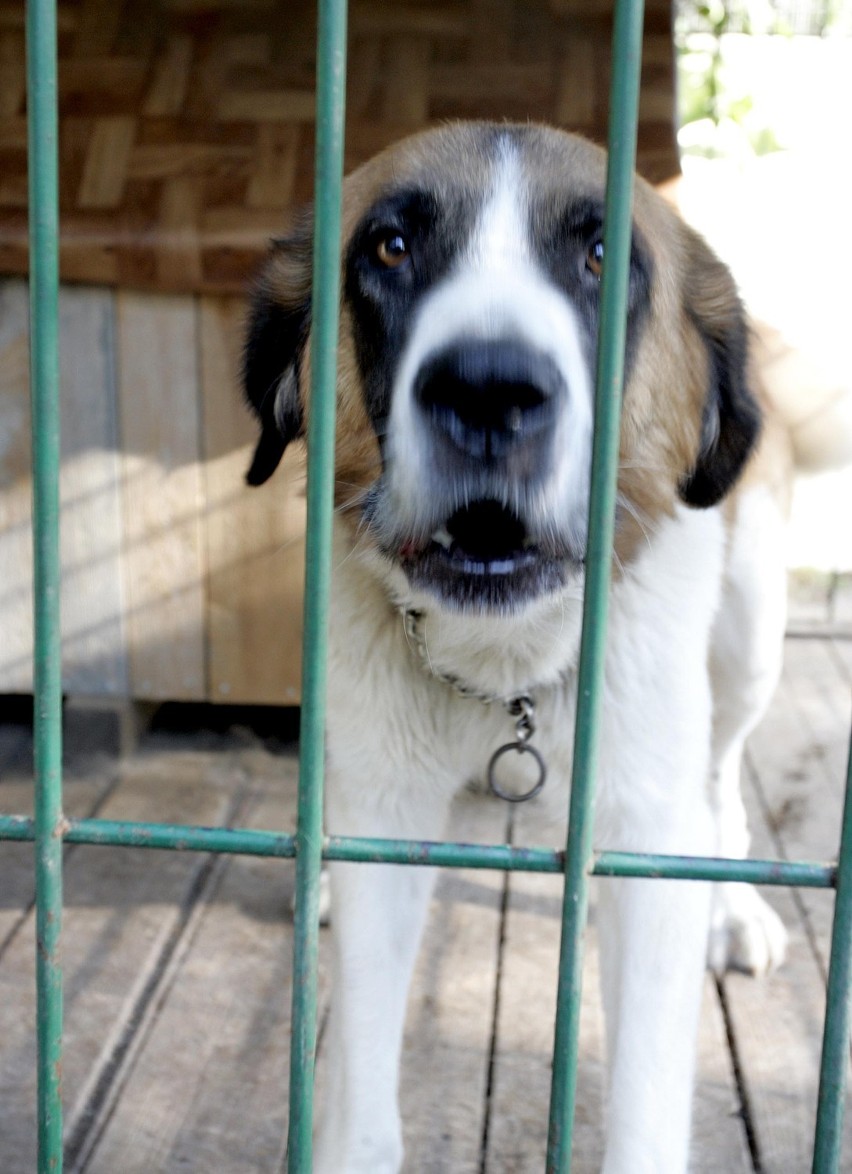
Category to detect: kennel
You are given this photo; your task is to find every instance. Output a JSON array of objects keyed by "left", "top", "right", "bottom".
[{"left": 1, "top": 0, "right": 852, "bottom": 1170}]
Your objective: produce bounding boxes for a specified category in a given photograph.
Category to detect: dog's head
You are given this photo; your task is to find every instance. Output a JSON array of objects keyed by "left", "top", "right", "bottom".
[{"left": 244, "top": 123, "right": 759, "bottom": 613}]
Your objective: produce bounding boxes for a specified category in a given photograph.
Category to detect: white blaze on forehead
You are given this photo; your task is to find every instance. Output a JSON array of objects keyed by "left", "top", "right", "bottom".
[
  {"left": 467, "top": 141, "right": 531, "bottom": 273},
  {"left": 386, "top": 140, "right": 594, "bottom": 538}
]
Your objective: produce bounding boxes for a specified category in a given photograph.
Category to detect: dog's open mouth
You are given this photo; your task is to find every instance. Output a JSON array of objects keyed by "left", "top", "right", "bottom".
[
  {"left": 397, "top": 500, "right": 570, "bottom": 609},
  {"left": 419, "top": 500, "right": 538, "bottom": 576}
]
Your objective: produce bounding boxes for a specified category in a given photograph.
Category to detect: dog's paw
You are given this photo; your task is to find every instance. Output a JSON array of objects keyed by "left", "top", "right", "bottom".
[{"left": 707, "top": 882, "right": 787, "bottom": 976}]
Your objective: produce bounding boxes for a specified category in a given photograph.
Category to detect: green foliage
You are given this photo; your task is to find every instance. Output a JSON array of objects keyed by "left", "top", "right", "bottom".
[{"left": 675, "top": 2, "right": 787, "bottom": 159}]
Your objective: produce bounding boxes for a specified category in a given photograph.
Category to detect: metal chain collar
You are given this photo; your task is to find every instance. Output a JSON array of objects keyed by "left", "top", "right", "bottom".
[{"left": 401, "top": 607, "right": 547, "bottom": 802}]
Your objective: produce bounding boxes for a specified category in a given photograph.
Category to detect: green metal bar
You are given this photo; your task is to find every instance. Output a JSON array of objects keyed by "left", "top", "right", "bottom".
[
  {"left": 545, "top": 0, "right": 646, "bottom": 1168},
  {"left": 812, "top": 729, "right": 852, "bottom": 1173},
  {"left": 0, "top": 815, "right": 839, "bottom": 888},
  {"left": 592, "top": 851, "right": 834, "bottom": 888},
  {"left": 26, "top": 0, "right": 64, "bottom": 1168},
  {"left": 287, "top": 0, "right": 348, "bottom": 1168}
]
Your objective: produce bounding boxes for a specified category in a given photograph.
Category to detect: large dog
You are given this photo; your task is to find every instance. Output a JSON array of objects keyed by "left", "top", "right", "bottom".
[{"left": 244, "top": 122, "right": 795, "bottom": 1172}]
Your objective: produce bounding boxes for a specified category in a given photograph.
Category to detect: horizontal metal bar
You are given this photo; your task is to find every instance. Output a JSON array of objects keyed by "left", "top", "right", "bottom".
[
  {"left": 593, "top": 851, "right": 835, "bottom": 888},
  {"left": 0, "top": 816, "right": 297, "bottom": 857},
  {"left": 0, "top": 814, "right": 836, "bottom": 887}
]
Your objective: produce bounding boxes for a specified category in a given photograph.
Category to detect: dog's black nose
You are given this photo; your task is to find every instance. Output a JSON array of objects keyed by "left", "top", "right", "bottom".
[{"left": 413, "top": 340, "right": 563, "bottom": 461}]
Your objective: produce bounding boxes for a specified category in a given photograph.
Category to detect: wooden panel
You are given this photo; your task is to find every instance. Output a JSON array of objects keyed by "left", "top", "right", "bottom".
[
  {"left": 0, "top": 0, "right": 681, "bottom": 294},
  {"left": 200, "top": 295, "right": 305, "bottom": 704},
  {"left": 0, "top": 280, "right": 34, "bottom": 693},
  {"left": 0, "top": 279, "right": 128, "bottom": 695},
  {"left": 58, "top": 285, "right": 129, "bottom": 694},
  {"left": 116, "top": 291, "right": 206, "bottom": 699}
]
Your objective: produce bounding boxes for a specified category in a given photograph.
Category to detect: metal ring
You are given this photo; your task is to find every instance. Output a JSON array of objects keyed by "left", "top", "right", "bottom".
[{"left": 487, "top": 741, "right": 547, "bottom": 803}]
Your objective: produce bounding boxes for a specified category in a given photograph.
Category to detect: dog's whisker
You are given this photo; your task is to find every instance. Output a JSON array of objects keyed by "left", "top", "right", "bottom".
[{"left": 617, "top": 493, "right": 659, "bottom": 551}]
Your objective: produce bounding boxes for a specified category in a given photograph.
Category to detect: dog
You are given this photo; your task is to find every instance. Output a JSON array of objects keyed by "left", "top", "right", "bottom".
[{"left": 243, "top": 122, "right": 798, "bottom": 1173}]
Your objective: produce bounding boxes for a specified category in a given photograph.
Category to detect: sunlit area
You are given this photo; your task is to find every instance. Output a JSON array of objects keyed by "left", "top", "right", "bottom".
[{"left": 674, "top": 0, "right": 852, "bottom": 573}]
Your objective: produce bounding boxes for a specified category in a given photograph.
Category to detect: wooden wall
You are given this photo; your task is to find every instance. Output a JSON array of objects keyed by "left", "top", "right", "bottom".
[
  {"left": 0, "top": 0, "right": 681, "bottom": 293},
  {"left": 0, "top": 278, "right": 306, "bottom": 704}
]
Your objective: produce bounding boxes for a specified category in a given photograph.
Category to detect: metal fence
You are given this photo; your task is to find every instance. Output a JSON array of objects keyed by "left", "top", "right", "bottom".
[{"left": 2, "top": 0, "right": 852, "bottom": 1171}]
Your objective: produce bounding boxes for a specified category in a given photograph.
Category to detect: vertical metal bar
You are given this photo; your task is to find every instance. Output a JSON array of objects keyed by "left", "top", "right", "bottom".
[
  {"left": 26, "top": 0, "right": 65, "bottom": 1169},
  {"left": 812, "top": 729, "right": 852, "bottom": 1173},
  {"left": 287, "top": 0, "right": 348, "bottom": 1169},
  {"left": 545, "top": 0, "right": 645, "bottom": 1169}
]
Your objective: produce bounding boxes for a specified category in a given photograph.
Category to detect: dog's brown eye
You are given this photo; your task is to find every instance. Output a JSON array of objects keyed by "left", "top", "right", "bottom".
[
  {"left": 375, "top": 232, "right": 410, "bottom": 269},
  {"left": 586, "top": 240, "right": 604, "bottom": 278}
]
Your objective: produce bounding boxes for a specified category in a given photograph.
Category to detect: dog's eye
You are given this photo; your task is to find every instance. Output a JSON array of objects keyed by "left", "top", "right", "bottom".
[
  {"left": 586, "top": 239, "right": 604, "bottom": 279},
  {"left": 375, "top": 232, "right": 411, "bottom": 270}
]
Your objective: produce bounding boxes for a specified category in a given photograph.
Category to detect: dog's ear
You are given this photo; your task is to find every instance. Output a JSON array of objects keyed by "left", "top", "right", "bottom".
[
  {"left": 678, "top": 230, "right": 761, "bottom": 508},
  {"left": 243, "top": 214, "right": 313, "bottom": 486}
]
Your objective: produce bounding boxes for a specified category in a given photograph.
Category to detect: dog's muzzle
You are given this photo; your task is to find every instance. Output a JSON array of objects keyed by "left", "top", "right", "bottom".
[{"left": 377, "top": 338, "right": 582, "bottom": 612}]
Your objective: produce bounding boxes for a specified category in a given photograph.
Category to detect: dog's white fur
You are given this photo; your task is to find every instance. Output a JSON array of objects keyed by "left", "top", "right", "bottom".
[{"left": 243, "top": 124, "right": 819, "bottom": 1172}]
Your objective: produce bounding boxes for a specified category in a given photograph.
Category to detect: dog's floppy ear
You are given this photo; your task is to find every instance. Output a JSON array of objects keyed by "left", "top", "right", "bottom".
[
  {"left": 243, "top": 213, "right": 313, "bottom": 486},
  {"left": 678, "top": 230, "right": 761, "bottom": 508}
]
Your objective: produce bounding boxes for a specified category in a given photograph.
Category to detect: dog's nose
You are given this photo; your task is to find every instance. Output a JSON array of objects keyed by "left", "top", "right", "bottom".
[{"left": 413, "top": 340, "right": 563, "bottom": 460}]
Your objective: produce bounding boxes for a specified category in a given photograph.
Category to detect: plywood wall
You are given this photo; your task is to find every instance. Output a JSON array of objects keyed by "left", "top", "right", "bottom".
[{"left": 0, "top": 278, "right": 305, "bottom": 704}]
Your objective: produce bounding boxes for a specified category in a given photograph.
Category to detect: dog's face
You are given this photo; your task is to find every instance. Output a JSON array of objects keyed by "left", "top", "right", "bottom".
[{"left": 244, "top": 123, "right": 759, "bottom": 613}]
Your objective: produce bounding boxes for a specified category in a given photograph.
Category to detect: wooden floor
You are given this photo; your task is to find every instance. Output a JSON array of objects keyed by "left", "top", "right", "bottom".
[{"left": 1, "top": 627, "right": 851, "bottom": 1172}]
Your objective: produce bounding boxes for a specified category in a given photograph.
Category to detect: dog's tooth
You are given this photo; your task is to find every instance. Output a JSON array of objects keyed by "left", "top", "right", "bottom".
[{"left": 431, "top": 525, "right": 453, "bottom": 550}]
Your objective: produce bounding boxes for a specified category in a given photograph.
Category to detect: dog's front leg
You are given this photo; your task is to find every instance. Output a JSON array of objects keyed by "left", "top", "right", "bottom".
[
  {"left": 314, "top": 778, "right": 451, "bottom": 1174},
  {"left": 597, "top": 857, "right": 712, "bottom": 1174},
  {"left": 593, "top": 779, "right": 713, "bottom": 1174}
]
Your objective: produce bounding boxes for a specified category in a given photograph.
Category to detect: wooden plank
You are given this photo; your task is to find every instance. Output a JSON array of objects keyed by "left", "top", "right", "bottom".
[
  {"left": 245, "top": 123, "right": 301, "bottom": 210},
  {"left": 746, "top": 639, "right": 851, "bottom": 960},
  {"left": 717, "top": 892, "right": 836, "bottom": 1173},
  {"left": 720, "top": 636, "right": 852, "bottom": 1170},
  {"left": 399, "top": 790, "right": 507, "bottom": 1171},
  {"left": 116, "top": 291, "right": 206, "bottom": 700},
  {"left": 79, "top": 754, "right": 304, "bottom": 1173},
  {"left": 0, "top": 723, "right": 38, "bottom": 948},
  {"left": 485, "top": 827, "right": 604, "bottom": 1172},
  {"left": 216, "top": 89, "right": 317, "bottom": 122},
  {"left": 76, "top": 116, "right": 136, "bottom": 210},
  {"left": 58, "top": 286, "right": 129, "bottom": 696},
  {"left": 0, "top": 29, "right": 26, "bottom": 119},
  {"left": 0, "top": 279, "right": 33, "bottom": 693},
  {"left": 380, "top": 34, "right": 431, "bottom": 128},
  {"left": 199, "top": 295, "right": 306, "bottom": 704},
  {"left": 0, "top": 738, "right": 119, "bottom": 950},
  {"left": 0, "top": 748, "right": 241, "bottom": 1173},
  {"left": 0, "top": 280, "right": 127, "bottom": 696},
  {"left": 156, "top": 176, "right": 203, "bottom": 288},
  {"left": 143, "top": 35, "right": 194, "bottom": 117}
]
